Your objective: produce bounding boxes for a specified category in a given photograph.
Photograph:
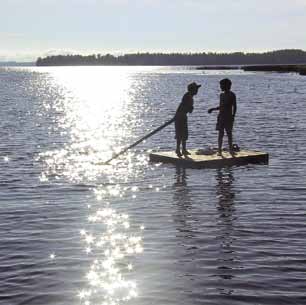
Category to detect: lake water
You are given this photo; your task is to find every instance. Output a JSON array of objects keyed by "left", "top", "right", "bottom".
[{"left": 1, "top": 66, "right": 306, "bottom": 305}]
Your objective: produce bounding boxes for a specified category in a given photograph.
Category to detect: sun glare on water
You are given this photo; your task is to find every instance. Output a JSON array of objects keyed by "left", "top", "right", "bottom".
[
  {"left": 79, "top": 185, "right": 144, "bottom": 305},
  {"left": 35, "top": 67, "right": 150, "bottom": 304},
  {"left": 37, "top": 66, "right": 148, "bottom": 182}
]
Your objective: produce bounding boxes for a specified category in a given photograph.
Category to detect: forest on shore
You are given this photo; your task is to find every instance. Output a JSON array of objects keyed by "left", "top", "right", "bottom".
[{"left": 36, "top": 49, "right": 306, "bottom": 66}]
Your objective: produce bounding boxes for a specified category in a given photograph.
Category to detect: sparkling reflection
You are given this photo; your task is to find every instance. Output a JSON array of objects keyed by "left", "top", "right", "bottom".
[
  {"left": 80, "top": 186, "right": 144, "bottom": 305},
  {"left": 37, "top": 67, "right": 149, "bottom": 183},
  {"left": 36, "top": 67, "right": 148, "bottom": 305}
]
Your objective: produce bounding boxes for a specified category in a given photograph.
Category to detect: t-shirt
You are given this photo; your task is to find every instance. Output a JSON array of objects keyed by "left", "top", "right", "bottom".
[{"left": 176, "top": 92, "right": 194, "bottom": 116}]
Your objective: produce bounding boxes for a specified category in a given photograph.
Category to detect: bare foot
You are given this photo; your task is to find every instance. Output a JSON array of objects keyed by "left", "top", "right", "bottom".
[
  {"left": 217, "top": 151, "right": 222, "bottom": 157},
  {"left": 176, "top": 149, "right": 182, "bottom": 157},
  {"left": 182, "top": 150, "right": 191, "bottom": 155},
  {"left": 229, "top": 150, "right": 236, "bottom": 157}
]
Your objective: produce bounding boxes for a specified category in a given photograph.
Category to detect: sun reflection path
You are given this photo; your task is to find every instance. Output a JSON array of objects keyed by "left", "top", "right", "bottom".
[
  {"left": 34, "top": 68, "right": 161, "bottom": 305},
  {"left": 35, "top": 67, "right": 165, "bottom": 185},
  {"left": 36, "top": 66, "right": 151, "bottom": 183},
  {"left": 79, "top": 185, "right": 144, "bottom": 305}
]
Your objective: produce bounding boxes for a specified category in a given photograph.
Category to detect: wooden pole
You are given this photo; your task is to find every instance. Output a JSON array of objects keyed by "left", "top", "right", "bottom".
[{"left": 104, "top": 117, "right": 175, "bottom": 164}]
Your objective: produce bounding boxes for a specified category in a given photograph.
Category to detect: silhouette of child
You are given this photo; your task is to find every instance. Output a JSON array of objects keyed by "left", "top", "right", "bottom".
[
  {"left": 208, "top": 78, "right": 237, "bottom": 155},
  {"left": 175, "top": 82, "right": 201, "bottom": 156}
]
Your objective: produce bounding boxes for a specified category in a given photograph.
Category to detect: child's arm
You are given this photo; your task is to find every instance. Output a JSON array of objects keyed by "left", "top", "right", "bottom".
[
  {"left": 208, "top": 106, "right": 219, "bottom": 114},
  {"left": 232, "top": 93, "right": 237, "bottom": 119},
  {"left": 185, "top": 96, "right": 194, "bottom": 113},
  {"left": 188, "top": 103, "right": 194, "bottom": 113},
  {"left": 208, "top": 93, "right": 222, "bottom": 114}
]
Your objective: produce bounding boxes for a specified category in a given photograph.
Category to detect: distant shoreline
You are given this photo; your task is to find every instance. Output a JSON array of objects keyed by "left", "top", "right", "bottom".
[
  {"left": 2, "top": 59, "right": 306, "bottom": 75},
  {"left": 34, "top": 49, "right": 306, "bottom": 75},
  {"left": 0, "top": 62, "right": 35, "bottom": 67},
  {"left": 197, "top": 64, "right": 306, "bottom": 75},
  {"left": 36, "top": 49, "right": 306, "bottom": 69}
]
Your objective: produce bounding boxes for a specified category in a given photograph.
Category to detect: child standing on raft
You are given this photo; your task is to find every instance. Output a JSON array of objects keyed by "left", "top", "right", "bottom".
[
  {"left": 175, "top": 82, "right": 201, "bottom": 157},
  {"left": 208, "top": 78, "right": 237, "bottom": 156}
]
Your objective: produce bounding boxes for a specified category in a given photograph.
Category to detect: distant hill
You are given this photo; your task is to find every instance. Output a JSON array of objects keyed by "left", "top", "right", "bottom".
[{"left": 36, "top": 49, "right": 306, "bottom": 66}]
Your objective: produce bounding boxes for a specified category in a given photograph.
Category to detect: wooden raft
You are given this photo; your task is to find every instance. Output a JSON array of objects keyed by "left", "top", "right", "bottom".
[{"left": 149, "top": 149, "right": 269, "bottom": 169}]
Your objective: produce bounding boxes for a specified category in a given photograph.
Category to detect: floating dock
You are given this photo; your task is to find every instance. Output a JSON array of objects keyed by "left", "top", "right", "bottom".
[{"left": 149, "top": 149, "right": 269, "bottom": 169}]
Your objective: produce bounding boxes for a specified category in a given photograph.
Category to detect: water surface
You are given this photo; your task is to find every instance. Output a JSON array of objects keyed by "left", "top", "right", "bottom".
[{"left": 1, "top": 66, "right": 306, "bottom": 305}]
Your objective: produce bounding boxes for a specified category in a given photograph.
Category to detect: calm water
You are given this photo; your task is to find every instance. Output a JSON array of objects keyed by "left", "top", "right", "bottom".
[{"left": 1, "top": 66, "right": 306, "bottom": 305}]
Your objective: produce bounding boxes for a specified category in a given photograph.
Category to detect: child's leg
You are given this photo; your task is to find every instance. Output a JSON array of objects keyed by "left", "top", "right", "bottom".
[
  {"left": 176, "top": 139, "right": 182, "bottom": 156},
  {"left": 226, "top": 128, "right": 233, "bottom": 153},
  {"left": 182, "top": 140, "right": 190, "bottom": 155},
  {"left": 218, "top": 129, "right": 224, "bottom": 155}
]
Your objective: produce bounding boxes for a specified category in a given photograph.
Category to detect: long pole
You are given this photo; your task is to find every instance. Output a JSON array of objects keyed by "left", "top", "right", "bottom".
[{"left": 104, "top": 116, "right": 175, "bottom": 164}]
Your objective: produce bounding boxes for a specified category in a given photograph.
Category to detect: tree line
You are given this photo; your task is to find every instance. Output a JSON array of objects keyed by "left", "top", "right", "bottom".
[{"left": 36, "top": 49, "right": 306, "bottom": 66}]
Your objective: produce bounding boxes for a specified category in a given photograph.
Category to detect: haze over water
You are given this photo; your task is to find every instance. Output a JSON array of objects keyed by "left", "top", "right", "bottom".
[{"left": 1, "top": 66, "right": 306, "bottom": 305}]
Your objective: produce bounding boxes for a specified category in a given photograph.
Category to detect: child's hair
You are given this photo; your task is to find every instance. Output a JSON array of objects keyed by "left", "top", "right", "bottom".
[{"left": 220, "top": 78, "right": 232, "bottom": 90}]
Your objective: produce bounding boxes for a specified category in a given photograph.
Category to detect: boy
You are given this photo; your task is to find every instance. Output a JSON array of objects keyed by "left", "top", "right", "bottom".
[
  {"left": 175, "top": 82, "right": 201, "bottom": 157},
  {"left": 208, "top": 78, "right": 236, "bottom": 155}
]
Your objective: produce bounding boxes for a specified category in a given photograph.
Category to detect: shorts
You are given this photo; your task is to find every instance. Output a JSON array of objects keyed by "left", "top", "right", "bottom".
[
  {"left": 175, "top": 114, "right": 188, "bottom": 141},
  {"left": 216, "top": 115, "right": 233, "bottom": 132}
]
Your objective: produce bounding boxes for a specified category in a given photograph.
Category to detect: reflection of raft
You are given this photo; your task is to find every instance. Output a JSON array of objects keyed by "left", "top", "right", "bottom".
[{"left": 149, "top": 149, "right": 269, "bottom": 169}]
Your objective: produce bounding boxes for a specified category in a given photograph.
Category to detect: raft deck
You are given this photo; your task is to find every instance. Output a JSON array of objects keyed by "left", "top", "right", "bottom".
[{"left": 149, "top": 149, "right": 269, "bottom": 169}]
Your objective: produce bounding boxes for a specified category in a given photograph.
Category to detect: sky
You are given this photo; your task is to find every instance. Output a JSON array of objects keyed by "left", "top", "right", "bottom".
[{"left": 1, "top": 0, "right": 306, "bottom": 61}]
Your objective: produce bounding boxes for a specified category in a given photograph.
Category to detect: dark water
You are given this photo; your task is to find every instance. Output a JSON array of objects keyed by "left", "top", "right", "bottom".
[{"left": 1, "top": 66, "right": 306, "bottom": 305}]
